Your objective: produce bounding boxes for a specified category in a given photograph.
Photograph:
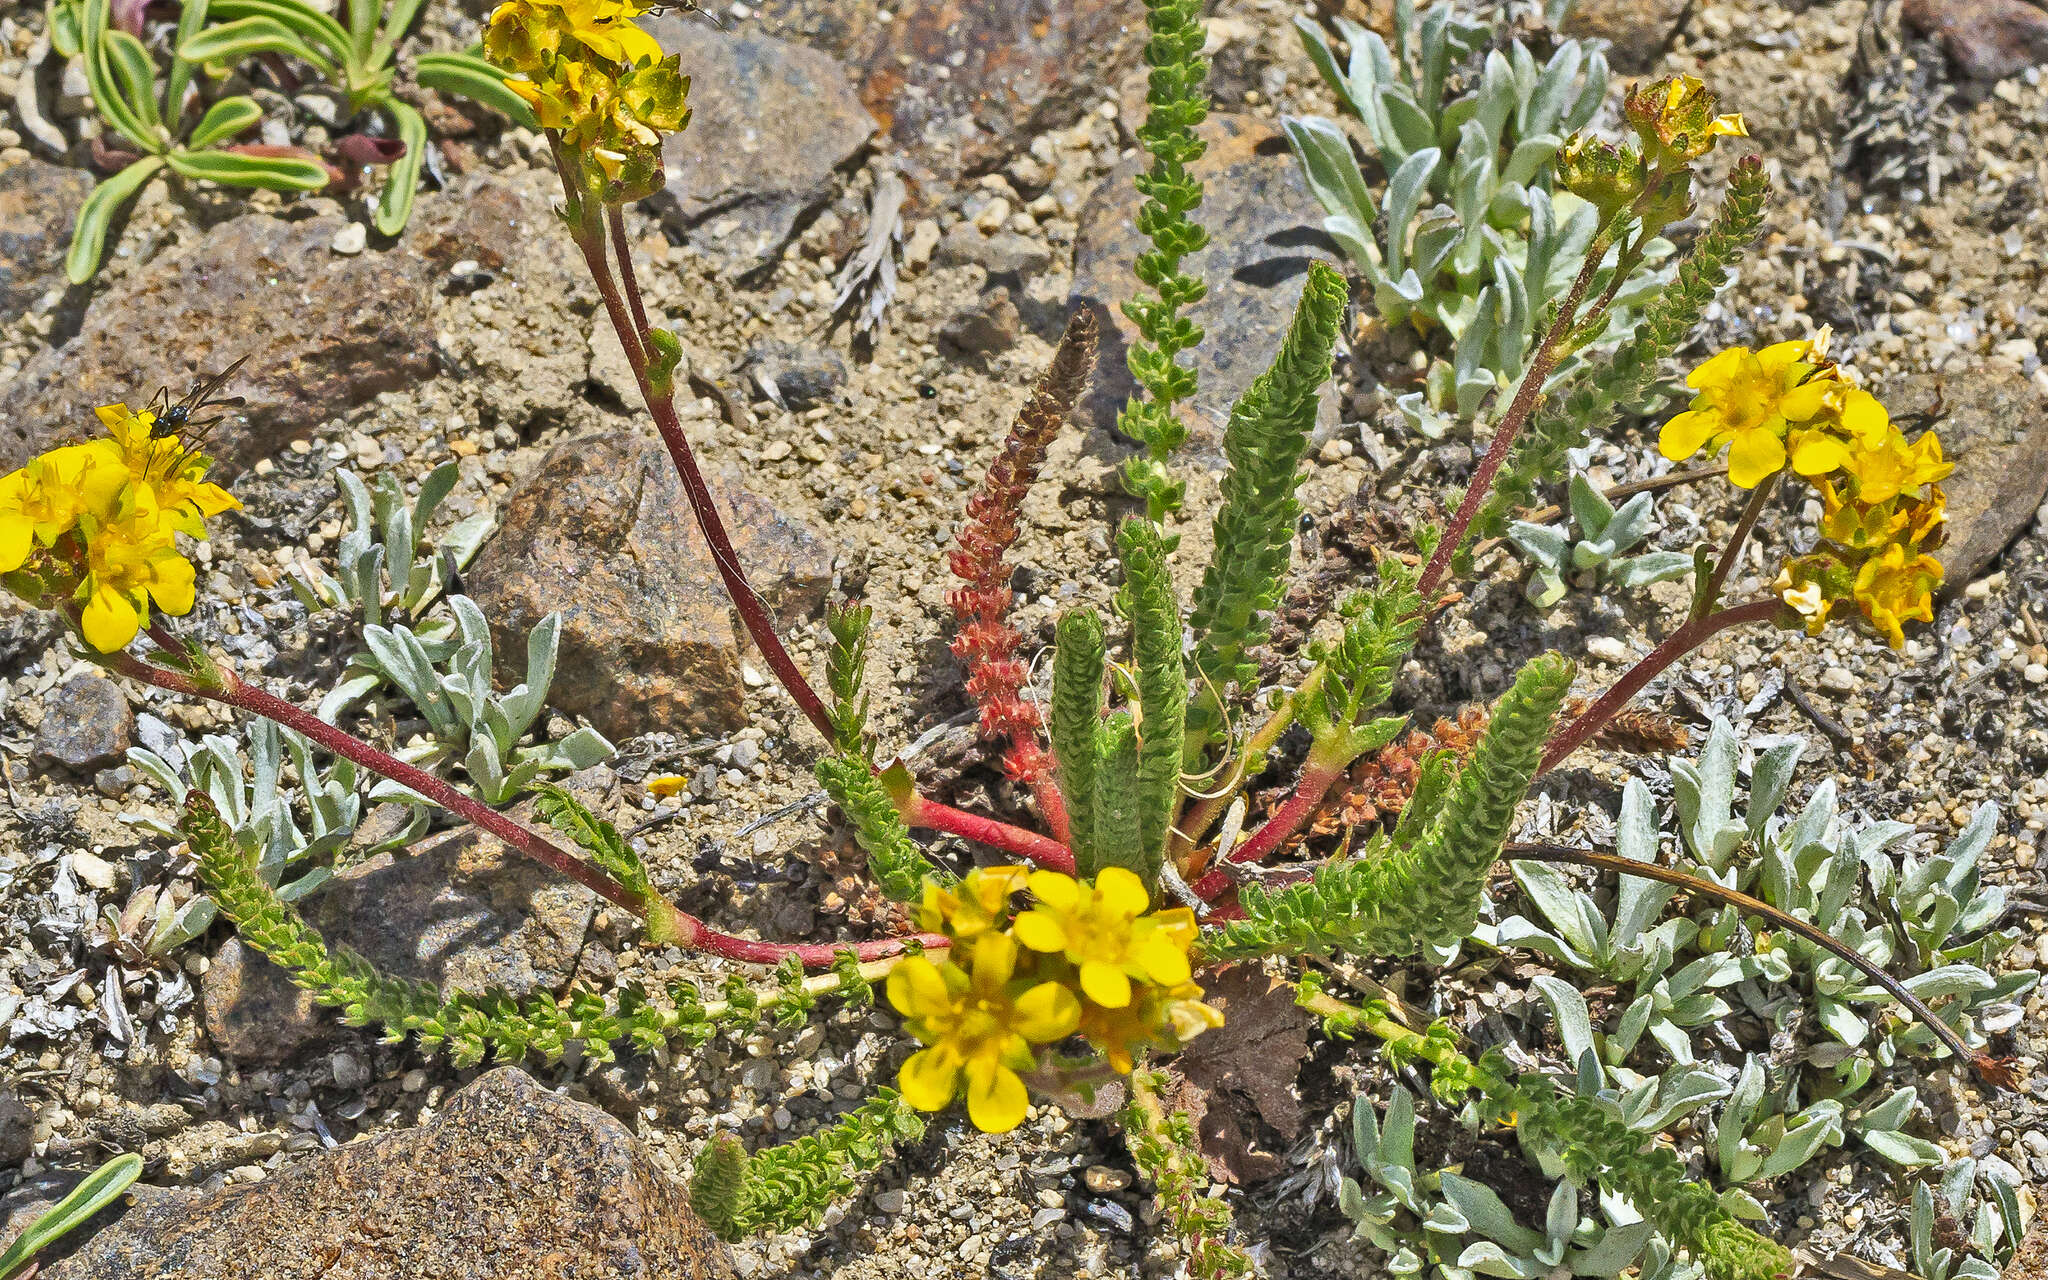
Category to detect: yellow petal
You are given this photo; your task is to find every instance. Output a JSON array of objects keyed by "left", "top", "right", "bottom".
[
  {"left": 0, "top": 513, "right": 29, "bottom": 573},
  {"left": 1027, "top": 869, "right": 1080, "bottom": 910},
  {"left": 614, "top": 21, "right": 662, "bottom": 66},
  {"left": 898, "top": 1047, "right": 962, "bottom": 1112},
  {"left": 1777, "top": 380, "right": 1830, "bottom": 423},
  {"left": 1838, "top": 389, "right": 1889, "bottom": 444},
  {"left": 81, "top": 584, "right": 140, "bottom": 652},
  {"left": 1658, "top": 410, "right": 1717, "bottom": 462},
  {"left": 150, "top": 553, "right": 196, "bottom": 615},
  {"left": 964, "top": 1058, "right": 1030, "bottom": 1133},
  {"left": 1725, "top": 428, "right": 1786, "bottom": 489},
  {"left": 1136, "top": 930, "right": 1193, "bottom": 986},
  {"left": 1788, "top": 431, "right": 1849, "bottom": 477},
  {"left": 1011, "top": 981, "right": 1081, "bottom": 1043},
  {"left": 1684, "top": 347, "right": 1748, "bottom": 391},
  {"left": 1709, "top": 113, "right": 1747, "bottom": 138},
  {"left": 886, "top": 956, "right": 950, "bottom": 1018},
  {"left": 972, "top": 931, "right": 1018, "bottom": 987},
  {"left": 1080, "top": 961, "right": 1132, "bottom": 1009},
  {"left": 1756, "top": 340, "right": 1812, "bottom": 372},
  {"left": 1093, "top": 866, "right": 1148, "bottom": 917},
  {"left": 1011, "top": 909, "right": 1068, "bottom": 954}
]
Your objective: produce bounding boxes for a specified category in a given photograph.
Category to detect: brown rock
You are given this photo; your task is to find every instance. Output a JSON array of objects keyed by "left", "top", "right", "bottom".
[
  {"left": 1560, "top": 0, "right": 1692, "bottom": 72},
  {"left": 0, "top": 156, "right": 93, "bottom": 315},
  {"left": 40, "top": 1067, "right": 737, "bottom": 1280},
  {"left": 0, "top": 210, "right": 437, "bottom": 476},
  {"left": 939, "top": 286, "right": 1022, "bottom": 362},
  {"left": 410, "top": 171, "right": 599, "bottom": 432},
  {"left": 33, "top": 672, "right": 135, "bottom": 771},
  {"left": 202, "top": 771, "right": 616, "bottom": 1063},
  {"left": 749, "top": 0, "right": 1144, "bottom": 180},
  {"left": 0, "top": 1089, "right": 31, "bottom": 1167},
  {"left": 1067, "top": 113, "right": 1340, "bottom": 461},
  {"left": 1891, "top": 360, "right": 2048, "bottom": 588},
  {"left": 645, "top": 18, "right": 874, "bottom": 272},
  {"left": 466, "top": 432, "right": 832, "bottom": 741},
  {"left": 1904, "top": 0, "right": 2048, "bottom": 83}
]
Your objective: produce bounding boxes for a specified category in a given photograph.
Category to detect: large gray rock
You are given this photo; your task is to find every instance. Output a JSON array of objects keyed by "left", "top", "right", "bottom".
[
  {"left": 33, "top": 672, "right": 135, "bottom": 771},
  {"left": 466, "top": 431, "right": 832, "bottom": 741},
  {"left": 1889, "top": 359, "right": 2048, "bottom": 589},
  {"left": 0, "top": 156, "right": 93, "bottom": 315},
  {"left": 41, "top": 1067, "right": 737, "bottom": 1280},
  {"left": 0, "top": 210, "right": 438, "bottom": 476},
  {"left": 747, "top": 0, "right": 1145, "bottom": 180},
  {"left": 202, "top": 771, "right": 618, "bottom": 1063},
  {"left": 1904, "top": 0, "right": 2048, "bottom": 84},
  {"left": 1067, "top": 113, "right": 1341, "bottom": 463},
  {"left": 646, "top": 18, "right": 874, "bottom": 273}
]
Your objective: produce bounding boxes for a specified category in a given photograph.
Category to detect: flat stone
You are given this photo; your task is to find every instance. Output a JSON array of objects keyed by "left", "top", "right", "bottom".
[
  {"left": 749, "top": 0, "right": 1143, "bottom": 180},
  {"left": 0, "top": 210, "right": 438, "bottom": 476},
  {"left": 1904, "top": 0, "right": 2048, "bottom": 83},
  {"left": 40, "top": 1067, "right": 737, "bottom": 1280},
  {"left": 466, "top": 431, "right": 832, "bottom": 741},
  {"left": 1067, "top": 113, "right": 1340, "bottom": 463},
  {"left": 1890, "top": 360, "right": 2048, "bottom": 589},
  {"left": 745, "top": 339, "right": 847, "bottom": 411},
  {"left": 202, "top": 771, "right": 617, "bottom": 1063},
  {"left": 935, "top": 223, "right": 1054, "bottom": 280},
  {"left": 1560, "top": 0, "right": 1693, "bottom": 73},
  {"left": 646, "top": 18, "right": 873, "bottom": 274},
  {"left": 939, "top": 286, "right": 1022, "bottom": 362},
  {"left": 0, "top": 156, "right": 93, "bottom": 315},
  {"left": 33, "top": 672, "right": 135, "bottom": 771}
]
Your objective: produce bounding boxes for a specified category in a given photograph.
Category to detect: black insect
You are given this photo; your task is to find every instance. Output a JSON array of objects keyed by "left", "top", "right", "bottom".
[{"left": 146, "top": 355, "right": 250, "bottom": 450}]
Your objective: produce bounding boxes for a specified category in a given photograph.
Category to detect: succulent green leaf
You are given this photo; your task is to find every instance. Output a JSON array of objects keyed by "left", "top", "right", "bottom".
[{"left": 66, "top": 155, "right": 166, "bottom": 285}]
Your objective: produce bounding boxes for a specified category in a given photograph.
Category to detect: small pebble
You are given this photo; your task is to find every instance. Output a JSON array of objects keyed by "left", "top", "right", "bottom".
[
  {"left": 874, "top": 1188, "right": 907, "bottom": 1214},
  {"left": 1083, "top": 1164, "right": 1131, "bottom": 1192},
  {"left": 1819, "top": 666, "right": 1856, "bottom": 694},
  {"left": 67, "top": 851, "right": 118, "bottom": 891},
  {"left": 330, "top": 222, "right": 368, "bottom": 255},
  {"left": 1584, "top": 636, "right": 1631, "bottom": 665},
  {"left": 2024, "top": 663, "right": 2047, "bottom": 685}
]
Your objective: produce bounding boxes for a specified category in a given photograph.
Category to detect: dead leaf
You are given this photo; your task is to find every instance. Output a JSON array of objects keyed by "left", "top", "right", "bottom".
[{"left": 1165, "top": 967, "right": 1313, "bottom": 1185}]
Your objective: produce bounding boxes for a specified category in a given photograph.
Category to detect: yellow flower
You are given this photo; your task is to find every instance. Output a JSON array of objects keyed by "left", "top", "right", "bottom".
[
  {"left": 1784, "top": 384, "right": 1892, "bottom": 478},
  {"left": 913, "top": 865, "right": 1030, "bottom": 943},
  {"left": 1852, "top": 541, "right": 1940, "bottom": 650},
  {"left": 1772, "top": 560, "right": 1833, "bottom": 637},
  {"left": 1078, "top": 979, "right": 1224, "bottom": 1073},
  {"left": 94, "top": 402, "right": 240, "bottom": 536},
  {"left": 1659, "top": 342, "right": 1832, "bottom": 488},
  {"left": 1625, "top": 74, "right": 1747, "bottom": 168},
  {"left": 1838, "top": 428, "right": 1952, "bottom": 507},
  {"left": 486, "top": 0, "right": 660, "bottom": 73},
  {"left": 0, "top": 443, "right": 128, "bottom": 572},
  {"left": 887, "top": 932, "right": 1081, "bottom": 1133},
  {"left": 73, "top": 508, "right": 197, "bottom": 652},
  {"left": 1011, "top": 867, "right": 1197, "bottom": 1009}
]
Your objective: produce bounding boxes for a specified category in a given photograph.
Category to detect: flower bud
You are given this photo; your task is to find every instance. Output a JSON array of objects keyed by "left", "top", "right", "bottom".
[
  {"left": 1624, "top": 74, "right": 1747, "bottom": 168},
  {"left": 1556, "top": 135, "right": 1645, "bottom": 224}
]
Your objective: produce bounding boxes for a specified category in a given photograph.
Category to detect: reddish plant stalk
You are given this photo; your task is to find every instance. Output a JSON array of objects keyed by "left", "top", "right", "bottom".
[
  {"left": 1418, "top": 246, "right": 1610, "bottom": 600},
  {"left": 1539, "top": 597, "right": 1780, "bottom": 774},
  {"left": 1697, "top": 472, "right": 1778, "bottom": 618},
  {"left": 1186, "top": 756, "right": 1347, "bottom": 901},
  {"left": 113, "top": 633, "right": 943, "bottom": 967},
  {"left": 906, "top": 795, "right": 1077, "bottom": 874},
  {"left": 561, "top": 181, "right": 836, "bottom": 742},
  {"left": 946, "top": 312, "right": 1099, "bottom": 821}
]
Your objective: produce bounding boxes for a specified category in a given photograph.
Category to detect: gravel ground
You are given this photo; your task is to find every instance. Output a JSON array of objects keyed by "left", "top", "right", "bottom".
[{"left": 2, "top": 0, "right": 2046, "bottom": 1276}]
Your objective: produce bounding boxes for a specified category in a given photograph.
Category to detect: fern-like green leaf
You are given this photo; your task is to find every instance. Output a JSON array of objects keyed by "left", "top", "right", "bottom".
[
  {"left": 691, "top": 1092, "right": 926, "bottom": 1240},
  {"left": 1118, "top": 517, "right": 1186, "bottom": 892},
  {"left": 1051, "top": 608, "right": 1107, "bottom": 867}
]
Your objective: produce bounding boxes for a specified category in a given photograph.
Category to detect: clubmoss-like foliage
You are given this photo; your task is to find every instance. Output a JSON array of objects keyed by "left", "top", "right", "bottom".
[
  {"left": 692, "top": 1092, "right": 926, "bottom": 1241},
  {"left": 1188, "top": 260, "right": 1349, "bottom": 710},
  {"left": 1205, "top": 654, "right": 1574, "bottom": 960},
  {"left": 1117, "top": 0, "right": 1212, "bottom": 524},
  {"left": 183, "top": 790, "right": 875, "bottom": 1066},
  {"left": 1119, "top": 517, "right": 1187, "bottom": 889},
  {"left": 1051, "top": 608, "right": 1107, "bottom": 863}
]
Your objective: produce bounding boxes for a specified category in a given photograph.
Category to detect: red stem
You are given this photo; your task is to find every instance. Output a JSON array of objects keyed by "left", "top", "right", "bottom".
[
  {"left": 909, "top": 797, "right": 1077, "bottom": 873},
  {"left": 1186, "top": 758, "right": 1344, "bottom": 900},
  {"left": 1539, "top": 598, "right": 1780, "bottom": 774},
  {"left": 112, "top": 637, "right": 942, "bottom": 966},
  {"left": 1418, "top": 247, "right": 1609, "bottom": 600}
]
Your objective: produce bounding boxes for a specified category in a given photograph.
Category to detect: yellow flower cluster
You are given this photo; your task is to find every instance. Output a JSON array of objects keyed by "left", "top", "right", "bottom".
[
  {"left": 1658, "top": 338, "right": 1951, "bottom": 648},
  {"left": 1559, "top": 74, "right": 1746, "bottom": 234},
  {"left": 886, "top": 866, "right": 1220, "bottom": 1133},
  {"left": 484, "top": 0, "right": 690, "bottom": 199},
  {"left": 0, "top": 404, "right": 238, "bottom": 652}
]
